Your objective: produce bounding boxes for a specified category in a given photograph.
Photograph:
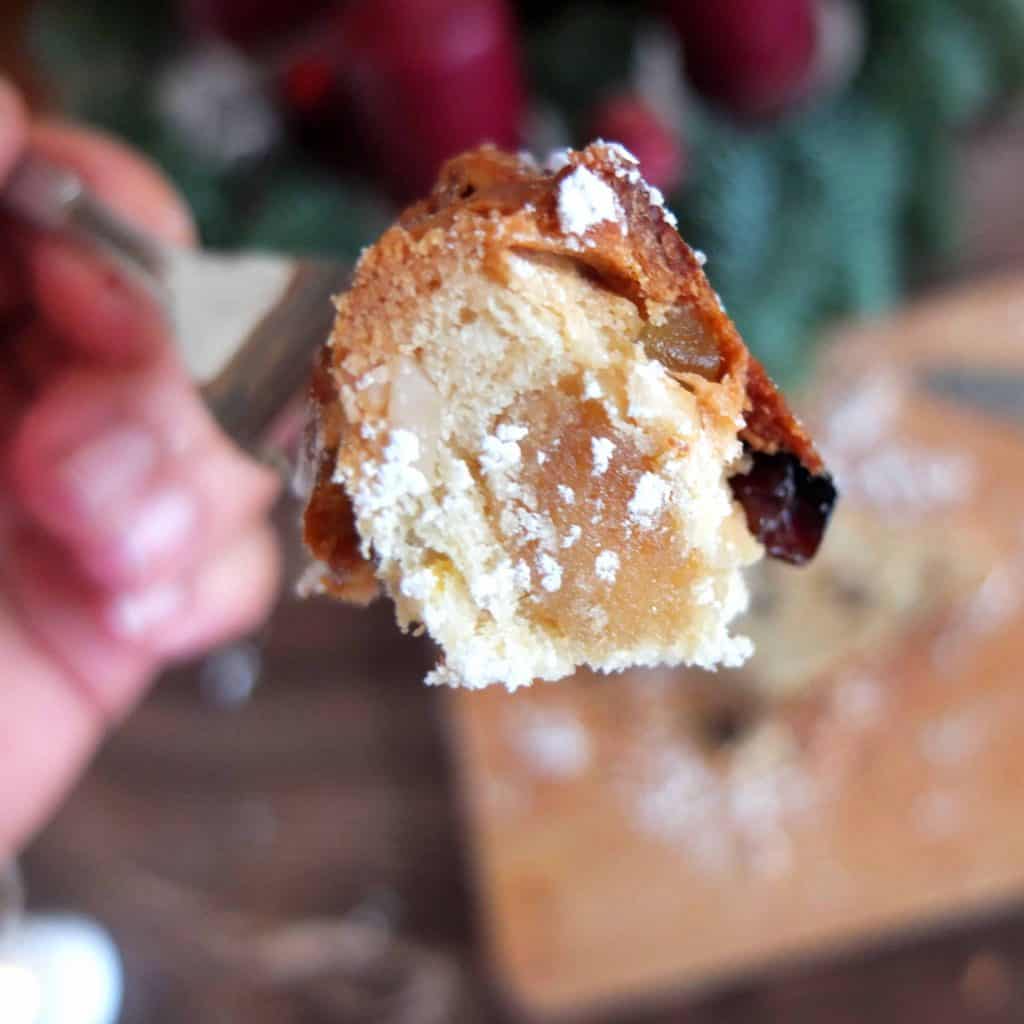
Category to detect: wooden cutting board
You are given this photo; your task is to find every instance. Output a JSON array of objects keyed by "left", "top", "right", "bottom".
[{"left": 447, "top": 275, "right": 1024, "bottom": 1018}]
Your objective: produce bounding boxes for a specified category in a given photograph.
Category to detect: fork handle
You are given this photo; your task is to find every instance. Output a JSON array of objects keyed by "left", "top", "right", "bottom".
[{"left": 2, "top": 151, "right": 167, "bottom": 280}]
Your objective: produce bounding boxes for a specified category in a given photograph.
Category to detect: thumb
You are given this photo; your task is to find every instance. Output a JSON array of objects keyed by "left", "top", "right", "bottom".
[{"left": 0, "top": 77, "right": 27, "bottom": 185}]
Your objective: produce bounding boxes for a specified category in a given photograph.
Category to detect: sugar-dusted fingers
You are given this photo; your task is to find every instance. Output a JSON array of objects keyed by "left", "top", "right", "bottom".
[
  {"left": 9, "top": 359, "right": 281, "bottom": 591},
  {"left": 109, "top": 521, "right": 281, "bottom": 661},
  {"left": 16, "top": 119, "right": 195, "bottom": 365},
  {"left": 0, "top": 582, "right": 113, "bottom": 858},
  {"left": 0, "top": 525, "right": 156, "bottom": 718},
  {"left": 0, "top": 519, "right": 279, "bottom": 856}
]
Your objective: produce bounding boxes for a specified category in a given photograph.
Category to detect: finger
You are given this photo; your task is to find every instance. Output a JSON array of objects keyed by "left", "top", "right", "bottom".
[
  {"left": 0, "top": 355, "right": 33, "bottom": 531},
  {"left": 0, "top": 76, "right": 27, "bottom": 183},
  {"left": 23, "top": 241, "right": 173, "bottom": 364},
  {"left": 1, "top": 526, "right": 155, "bottom": 716},
  {"left": 105, "top": 522, "right": 281, "bottom": 661},
  {"left": 0, "top": 80, "right": 29, "bottom": 320},
  {"left": 9, "top": 361, "right": 280, "bottom": 587},
  {"left": 76, "top": 437, "right": 280, "bottom": 591},
  {"left": 19, "top": 120, "right": 196, "bottom": 364},
  {"left": 0, "top": 249, "right": 27, "bottom": 319},
  {"left": 30, "top": 120, "right": 195, "bottom": 244},
  {"left": 0, "top": 583, "right": 106, "bottom": 857},
  {"left": 4, "top": 316, "right": 67, "bottom": 395}
]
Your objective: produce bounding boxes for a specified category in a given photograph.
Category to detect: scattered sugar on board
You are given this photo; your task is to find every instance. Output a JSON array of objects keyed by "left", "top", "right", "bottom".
[
  {"left": 847, "top": 443, "right": 975, "bottom": 514},
  {"left": 557, "top": 484, "right": 576, "bottom": 505},
  {"left": 622, "top": 721, "right": 819, "bottom": 878},
  {"left": 562, "top": 525, "right": 582, "bottom": 548},
  {"left": 508, "top": 706, "right": 590, "bottom": 780},
  {"left": 932, "top": 558, "right": 1024, "bottom": 673},
  {"left": 822, "top": 373, "right": 976, "bottom": 516},
  {"left": 591, "top": 436, "right": 615, "bottom": 476},
  {"left": 557, "top": 166, "right": 624, "bottom": 237}
]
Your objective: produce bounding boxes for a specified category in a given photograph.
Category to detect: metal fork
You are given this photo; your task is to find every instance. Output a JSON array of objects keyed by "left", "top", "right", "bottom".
[
  {"left": 2, "top": 151, "right": 347, "bottom": 453},
  {"left": 2, "top": 152, "right": 350, "bottom": 703}
]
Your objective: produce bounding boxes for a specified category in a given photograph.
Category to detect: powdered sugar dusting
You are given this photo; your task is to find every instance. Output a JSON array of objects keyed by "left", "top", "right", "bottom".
[
  {"left": 624, "top": 720, "right": 819, "bottom": 877},
  {"left": 628, "top": 472, "right": 670, "bottom": 527},
  {"left": 349, "top": 428, "right": 430, "bottom": 561},
  {"left": 509, "top": 706, "right": 590, "bottom": 779},
  {"left": 480, "top": 432, "right": 522, "bottom": 475},
  {"left": 591, "top": 436, "right": 615, "bottom": 476},
  {"left": 538, "top": 553, "right": 563, "bottom": 592},
  {"left": 557, "top": 166, "right": 624, "bottom": 237},
  {"left": 595, "top": 550, "right": 620, "bottom": 583},
  {"left": 496, "top": 422, "right": 528, "bottom": 442},
  {"left": 545, "top": 148, "right": 572, "bottom": 172}
]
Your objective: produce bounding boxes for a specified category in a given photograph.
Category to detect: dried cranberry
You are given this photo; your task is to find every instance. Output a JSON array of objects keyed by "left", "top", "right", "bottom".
[{"left": 729, "top": 450, "right": 836, "bottom": 565}]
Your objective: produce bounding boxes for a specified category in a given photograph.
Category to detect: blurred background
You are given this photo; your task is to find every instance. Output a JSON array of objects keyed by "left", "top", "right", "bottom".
[{"left": 3, "top": 0, "right": 1024, "bottom": 1021}]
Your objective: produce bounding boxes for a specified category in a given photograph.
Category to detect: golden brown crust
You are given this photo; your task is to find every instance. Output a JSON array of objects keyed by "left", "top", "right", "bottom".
[
  {"left": 396, "top": 144, "right": 822, "bottom": 471},
  {"left": 302, "top": 344, "right": 379, "bottom": 599},
  {"left": 303, "top": 143, "right": 829, "bottom": 585}
]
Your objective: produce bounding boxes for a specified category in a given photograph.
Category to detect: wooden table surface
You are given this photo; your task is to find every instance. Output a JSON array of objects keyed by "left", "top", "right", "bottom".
[{"left": 6, "top": 7, "right": 1024, "bottom": 1021}]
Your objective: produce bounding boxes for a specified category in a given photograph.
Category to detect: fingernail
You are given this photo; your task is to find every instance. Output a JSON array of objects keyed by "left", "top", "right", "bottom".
[
  {"left": 108, "top": 581, "right": 186, "bottom": 637},
  {"left": 59, "top": 424, "right": 158, "bottom": 517},
  {"left": 119, "top": 488, "right": 197, "bottom": 569}
]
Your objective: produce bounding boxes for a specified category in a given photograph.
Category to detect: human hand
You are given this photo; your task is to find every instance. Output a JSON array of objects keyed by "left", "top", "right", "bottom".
[{"left": 0, "top": 80, "right": 281, "bottom": 855}]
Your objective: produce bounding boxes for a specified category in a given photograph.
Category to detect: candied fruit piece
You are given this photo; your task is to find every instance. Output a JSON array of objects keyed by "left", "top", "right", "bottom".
[{"left": 729, "top": 451, "right": 836, "bottom": 565}]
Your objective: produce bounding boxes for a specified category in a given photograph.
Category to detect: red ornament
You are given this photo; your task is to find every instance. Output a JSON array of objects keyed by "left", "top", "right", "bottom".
[
  {"left": 181, "top": 0, "right": 331, "bottom": 51},
  {"left": 665, "top": 0, "right": 818, "bottom": 119},
  {"left": 587, "top": 93, "right": 686, "bottom": 194},
  {"left": 335, "top": 0, "right": 526, "bottom": 200}
]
